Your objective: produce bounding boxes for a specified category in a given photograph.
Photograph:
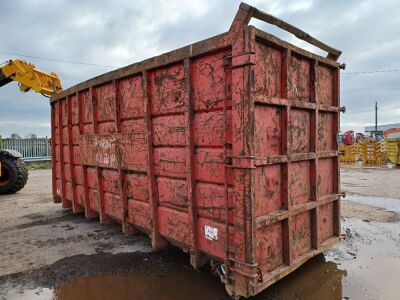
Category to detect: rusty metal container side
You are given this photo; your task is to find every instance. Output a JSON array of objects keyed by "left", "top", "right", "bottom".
[{"left": 50, "top": 3, "right": 342, "bottom": 298}]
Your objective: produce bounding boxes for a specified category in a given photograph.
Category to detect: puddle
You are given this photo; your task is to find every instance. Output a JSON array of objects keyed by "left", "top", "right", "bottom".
[
  {"left": 327, "top": 216, "right": 400, "bottom": 300},
  {"left": 326, "top": 194, "right": 400, "bottom": 300},
  {"left": 52, "top": 267, "right": 226, "bottom": 300},
  {"left": 1, "top": 287, "right": 53, "bottom": 299},
  {"left": 345, "top": 194, "right": 400, "bottom": 213},
  {"left": 50, "top": 254, "right": 345, "bottom": 300},
  {"left": 342, "top": 194, "right": 400, "bottom": 222}
]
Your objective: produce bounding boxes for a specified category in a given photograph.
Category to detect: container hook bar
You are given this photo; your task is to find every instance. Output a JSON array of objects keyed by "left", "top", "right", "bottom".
[{"left": 230, "top": 2, "right": 342, "bottom": 61}]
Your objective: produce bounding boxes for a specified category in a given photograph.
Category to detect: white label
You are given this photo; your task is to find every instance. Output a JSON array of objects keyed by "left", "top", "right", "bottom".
[{"left": 204, "top": 225, "right": 218, "bottom": 241}]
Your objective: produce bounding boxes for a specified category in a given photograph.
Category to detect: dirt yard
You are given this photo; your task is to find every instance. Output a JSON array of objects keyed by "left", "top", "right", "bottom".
[
  {"left": 341, "top": 167, "right": 400, "bottom": 222},
  {"left": 0, "top": 167, "right": 399, "bottom": 299},
  {"left": 341, "top": 166, "right": 400, "bottom": 199},
  {"left": 0, "top": 170, "right": 151, "bottom": 277}
]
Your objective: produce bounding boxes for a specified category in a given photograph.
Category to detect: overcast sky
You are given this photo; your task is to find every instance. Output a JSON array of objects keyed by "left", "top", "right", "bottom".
[{"left": 0, "top": 0, "right": 399, "bottom": 137}]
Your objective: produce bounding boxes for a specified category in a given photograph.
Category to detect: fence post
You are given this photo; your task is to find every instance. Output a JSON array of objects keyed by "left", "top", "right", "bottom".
[{"left": 46, "top": 136, "right": 49, "bottom": 157}]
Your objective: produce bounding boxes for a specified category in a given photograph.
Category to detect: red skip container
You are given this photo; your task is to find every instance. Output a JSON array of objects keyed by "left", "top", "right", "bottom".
[{"left": 51, "top": 3, "right": 343, "bottom": 298}]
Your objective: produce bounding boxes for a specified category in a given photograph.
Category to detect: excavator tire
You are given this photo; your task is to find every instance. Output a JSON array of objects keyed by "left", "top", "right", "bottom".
[{"left": 0, "top": 155, "right": 28, "bottom": 194}]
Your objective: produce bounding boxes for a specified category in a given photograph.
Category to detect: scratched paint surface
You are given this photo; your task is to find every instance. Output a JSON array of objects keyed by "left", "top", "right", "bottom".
[
  {"left": 253, "top": 36, "right": 339, "bottom": 290},
  {"left": 288, "top": 55, "right": 311, "bottom": 101},
  {"left": 51, "top": 19, "right": 340, "bottom": 298},
  {"left": 253, "top": 42, "right": 282, "bottom": 98},
  {"left": 317, "top": 112, "right": 334, "bottom": 151},
  {"left": 316, "top": 65, "right": 334, "bottom": 105}
]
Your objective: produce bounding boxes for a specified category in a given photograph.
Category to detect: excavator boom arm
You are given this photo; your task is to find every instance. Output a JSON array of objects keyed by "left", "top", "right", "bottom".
[{"left": 0, "top": 59, "right": 63, "bottom": 96}]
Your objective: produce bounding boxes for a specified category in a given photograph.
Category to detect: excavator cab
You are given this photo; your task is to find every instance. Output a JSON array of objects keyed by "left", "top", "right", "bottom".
[{"left": 0, "top": 59, "right": 62, "bottom": 194}]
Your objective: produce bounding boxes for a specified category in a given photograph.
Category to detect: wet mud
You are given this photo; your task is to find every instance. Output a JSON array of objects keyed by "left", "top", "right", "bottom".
[
  {"left": 52, "top": 254, "right": 347, "bottom": 300},
  {"left": 1, "top": 250, "right": 344, "bottom": 300},
  {"left": 325, "top": 195, "right": 400, "bottom": 300}
]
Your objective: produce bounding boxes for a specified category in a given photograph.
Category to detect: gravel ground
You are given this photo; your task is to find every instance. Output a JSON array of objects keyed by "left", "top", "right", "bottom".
[
  {"left": 341, "top": 165, "right": 400, "bottom": 199},
  {"left": 0, "top": 170, "right": 151, "bottom": 276}
]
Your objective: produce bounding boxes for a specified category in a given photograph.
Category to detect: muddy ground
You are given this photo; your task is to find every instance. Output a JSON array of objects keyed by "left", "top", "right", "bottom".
[
  {"left": 0, "top": 167, "right": 399, "bottom": 299},
  {"left": 341, "top": 166, "right": 400, "bottom": 199}
]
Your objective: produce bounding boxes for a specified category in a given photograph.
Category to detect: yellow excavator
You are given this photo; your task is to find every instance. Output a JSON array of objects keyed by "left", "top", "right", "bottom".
[{"left": 0, "top": 59, "right": 62, "bottom": 194}]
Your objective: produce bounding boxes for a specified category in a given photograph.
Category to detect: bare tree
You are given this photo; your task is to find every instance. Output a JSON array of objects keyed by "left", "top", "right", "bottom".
[
  {"left": 25, "top": 133, "right": 38, "bottom": 139},
  {"left": 10, "top": 133, "right": 22, "bottom": 139}
]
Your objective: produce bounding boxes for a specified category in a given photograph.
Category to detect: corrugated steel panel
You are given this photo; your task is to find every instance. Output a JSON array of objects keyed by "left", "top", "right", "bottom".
[{"left": 50, "top": 3, "right": 342, "bottom": 298}]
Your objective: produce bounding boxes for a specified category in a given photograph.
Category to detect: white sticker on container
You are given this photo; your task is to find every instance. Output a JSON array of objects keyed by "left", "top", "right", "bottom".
[{"left": 204, "top": 225, "right": 218, "bottom": 241}]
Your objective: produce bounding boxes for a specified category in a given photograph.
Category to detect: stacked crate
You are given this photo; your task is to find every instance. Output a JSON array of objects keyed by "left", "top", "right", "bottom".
[
  {"left": 339, "top": 144, "right": 356, "bottom": 163},
  {"left": 386, "top": 139, "right": 400, "bottom": 165},
  {"left": 377, "top": 140, "right": 388, "bottom": 165},
  {"left": 359, "top": 141, "right": 381, "bottom": 165}
]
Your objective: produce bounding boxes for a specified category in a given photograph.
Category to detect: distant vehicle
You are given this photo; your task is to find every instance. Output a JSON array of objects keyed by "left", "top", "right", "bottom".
[
  {"left": 383, "top": 128, "right": 400, "bottom": 139},
  {"left": 339, "top": 130, "right": 355, "bottom": 145}
]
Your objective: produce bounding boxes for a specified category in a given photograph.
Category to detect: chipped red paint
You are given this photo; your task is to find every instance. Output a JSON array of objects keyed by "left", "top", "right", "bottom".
[{"left": 50, "top": 3, "right": 342, "bottom": 298}]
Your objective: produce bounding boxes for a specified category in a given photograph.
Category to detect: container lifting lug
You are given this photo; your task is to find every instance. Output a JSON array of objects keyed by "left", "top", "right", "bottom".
[
  {"left": 339, "top": 106, "right": 346, "bottom": 113},
  {"left": 340, "top": 63, "right": 346, "bottom": 70},
  {"left": 222, "top": 55, "right": 232, "bottom": 68},
  {"left": 257, "top": 267, "right": 263, "bottom": 283},
  {"left": 211, "top": 261, "right": 230, "bottom": 284},
  {"left": 219, "top": 264, "right": 228, "bottom": 277}
]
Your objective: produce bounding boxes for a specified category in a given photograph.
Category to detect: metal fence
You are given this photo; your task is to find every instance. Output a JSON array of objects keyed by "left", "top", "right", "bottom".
[{"left": 0, "top": 138, "right": 51, "bottom": 162}]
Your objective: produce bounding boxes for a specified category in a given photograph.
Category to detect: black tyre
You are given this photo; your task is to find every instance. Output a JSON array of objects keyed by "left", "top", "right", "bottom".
[{"left": 0, "top": 156, "right": 28, "bottom": 194}]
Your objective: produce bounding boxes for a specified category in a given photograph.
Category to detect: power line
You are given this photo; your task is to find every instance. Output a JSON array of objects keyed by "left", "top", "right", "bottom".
[
  {"left": 342, "top": 69, "right": 400, "bottom": 75},
  {"left": 0, "top": 50, "right": 118, "bottom": 68},
  {"left": 1, "top": 49, "right": 400, "bottom": 75}
]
